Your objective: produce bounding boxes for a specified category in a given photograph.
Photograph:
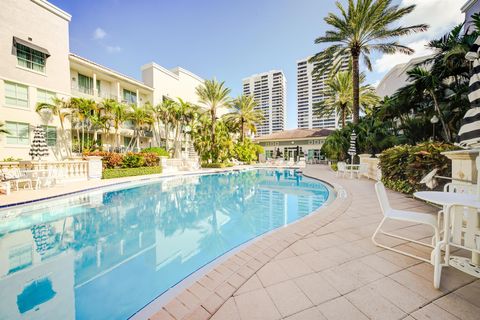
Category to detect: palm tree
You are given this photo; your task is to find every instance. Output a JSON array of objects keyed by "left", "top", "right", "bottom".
[
  {"left": 69, "top": 98, "right": 97, "bottom": 152},
  {"left": 196, "top": 79, "right": 231, "bottom": 161},
  {"left": 321, "top": 129, "right": 350, "bottom": 161},
  {"left": 173, "top": 98, "right": 197, "bottom": 158},
  {"left": 311, "top": 0, "right": 427, "bottom": 124},
  {"left": 102, "top": 99, "right": 128, "bottom": 149},
  {"left": 36, "top": 97, "right": 73, "bottom": 156},
  {"left": 314, "top": 71, "right": 379, "bottom": 128},
  {"left": 397, "top": 67, "right": 451, "bottom": 142},
  {"left": 126, "top": 104, "right": 153, "bottom": 151},
  {"left": 223, "top": 95, "right": 264, "bottom": 142}
]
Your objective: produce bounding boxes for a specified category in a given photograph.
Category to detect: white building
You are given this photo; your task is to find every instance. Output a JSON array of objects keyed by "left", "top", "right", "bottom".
[
  {"left": 375, "top": 55, "right": 433, "bottom": 98},
  {"left": 462, "top": 0, "right": 480, "bottom": 33},
  {"left": 242, "top": 70, "right": 286, "bottom": 136},
  {"left": 0, "top": 0, "right": 204, "bottom": 161},
  {"left": 297, "top": 56, "right": 349, "bottom": 130}
]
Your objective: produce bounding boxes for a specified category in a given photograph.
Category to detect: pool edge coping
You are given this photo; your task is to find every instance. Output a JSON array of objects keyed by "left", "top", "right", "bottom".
[{"left": 140, "top": 166, "right": 352, "bottom": 320}]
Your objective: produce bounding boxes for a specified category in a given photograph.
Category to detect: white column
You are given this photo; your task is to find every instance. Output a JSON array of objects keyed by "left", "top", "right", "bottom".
[
  {"left": 136, "top": 89, "right": 140, "bottom": 106},
  {"left": 116, "top": 82, "right": 121, "bottom": 102},
  {"left": 93, "top": 73, "right": 97, "bottom": 97}
]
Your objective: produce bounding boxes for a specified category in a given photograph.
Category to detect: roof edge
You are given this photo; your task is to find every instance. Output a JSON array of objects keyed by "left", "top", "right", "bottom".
[{"left": 31, "top": 0, "right": 71, "bottom": 21}]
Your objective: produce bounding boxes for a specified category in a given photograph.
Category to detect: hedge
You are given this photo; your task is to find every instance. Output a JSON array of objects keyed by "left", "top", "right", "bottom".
[
  {"left": 378, "top": 142, "right": 457, "bottom": 194},
  {"left": 102, "top": 166, "right": 162, "bottom": 179},
  {"left": 201, "top": 162, "right": 234, "bottom": 168}
]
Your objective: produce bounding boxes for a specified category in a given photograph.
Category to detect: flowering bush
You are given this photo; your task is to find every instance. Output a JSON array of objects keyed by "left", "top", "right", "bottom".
[
  {"left": 83, "top": 151, "right": 159, "bottom": 169},
  {"left": 379, "top": 142, "right": 457, "bottom": 194}
]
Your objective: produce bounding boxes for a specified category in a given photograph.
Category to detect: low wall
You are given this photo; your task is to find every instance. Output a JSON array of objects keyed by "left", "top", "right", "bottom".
[
  {"left": 359, "top": 154, "right": 381, "bottom": 180},
  {"left": 0, "top": 160, "right": 89, "bottom": 181}
]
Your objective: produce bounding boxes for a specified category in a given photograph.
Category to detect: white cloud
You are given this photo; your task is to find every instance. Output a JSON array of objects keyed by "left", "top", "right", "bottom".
[
  {"left": 373, "top": 0, "right": 464, "bottom": 74},
  {"left": 374, "top": 39, "right": 433, "bottom": 73},
  {"left": 93, "top": 27, "right": 107, "bottom": 40},
  {"left": 398, "top": 0, "right": 464, "bottom": 42},
  {"left": 106, "top": 45, "right": 121, "bottom": 53}
]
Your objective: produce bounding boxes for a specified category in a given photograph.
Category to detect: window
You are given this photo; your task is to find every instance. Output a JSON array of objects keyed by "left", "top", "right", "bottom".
[
  {"left": 8, "top": 244, "right": 33, "bottom": 274},
  {"left": 37, "top": 89, "right": 56, "bottom": 104},
  {"left": 16, "top": 43, "right": 46, "bottom": 72},
  {"left": 96, "top": 79, "right": 101, "bottom": 96},
  {"left": 78, "top": 74, "right": 94, "bottom": 95},
  {"left": 123, "top": 89, "right": 137, "bottom": 104},
  {"left": 41, "top": 126, "right": 57, "bottom": 146},
  {"left": 6, "top": 121, "right": 30, "bottom": 145},
  {"left": 5, "top": 81, "right": 29, "bottom": 108}
]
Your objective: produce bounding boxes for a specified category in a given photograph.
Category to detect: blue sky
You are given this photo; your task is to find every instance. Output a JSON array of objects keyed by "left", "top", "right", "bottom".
[{"left": 50, "top": 0, "right": 464, "bottom": 129}]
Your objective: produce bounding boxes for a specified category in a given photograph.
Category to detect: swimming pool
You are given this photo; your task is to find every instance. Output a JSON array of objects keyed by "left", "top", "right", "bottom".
[{"left": 0, "top": 169, "right": 332, "bottom": 320}]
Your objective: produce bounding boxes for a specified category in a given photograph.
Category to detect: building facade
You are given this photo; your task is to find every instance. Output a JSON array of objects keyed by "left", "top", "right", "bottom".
[
  {"left": 297, "top": 56, "right": 349, "bottom": 130},
  {"left": 254, "top": 128, "right": 332, "bottom": 162},
  {"left": 242, "top": 70, "right": 286, "bottom": 136},
  {"left": 0, "top": 0, "right": 204, "bottom": 161},
  {"left": 462, "top": 0, "right": 480, "bottom": 33}
]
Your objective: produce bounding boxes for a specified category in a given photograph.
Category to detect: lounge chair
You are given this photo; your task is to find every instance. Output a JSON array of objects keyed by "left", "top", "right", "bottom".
[
  {"left": 372, "top": 182, "right": 440, "bottom": 263},
  {"left": 0, "top": 181, "right": 10, "bottom": 195}
]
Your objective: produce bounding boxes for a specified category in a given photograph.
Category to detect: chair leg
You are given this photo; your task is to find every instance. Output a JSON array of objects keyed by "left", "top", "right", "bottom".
[
  {"left": 433, "top": 241, "right": 444, "bottom": 289},
  {"left": 372, "top": 217, "right": 434, "bottom": 264}
]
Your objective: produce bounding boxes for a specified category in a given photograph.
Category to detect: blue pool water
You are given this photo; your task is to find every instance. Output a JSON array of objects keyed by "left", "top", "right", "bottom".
[{"left": 0, "top": 169, "right": 331, "bottom": 320}]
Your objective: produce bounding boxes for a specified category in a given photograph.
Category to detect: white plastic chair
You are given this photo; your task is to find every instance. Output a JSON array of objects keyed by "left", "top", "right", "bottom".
[
  {"left": 336, "top": 162, "right": 346, "bottom": 177},
  {"left": 433, "top": 203, "right": 480, "bottom": 288},
  {"left": 372, "top": 182, "right": 440, "bottom": 263}
]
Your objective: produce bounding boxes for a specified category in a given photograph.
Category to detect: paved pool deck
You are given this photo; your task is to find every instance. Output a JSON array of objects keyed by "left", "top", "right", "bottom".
[
  {"left": 149, "top": 165, "right": 480, "bottom": 320},
  {"left": 1, "top": 165, "right": 478, "bottom": 319}
]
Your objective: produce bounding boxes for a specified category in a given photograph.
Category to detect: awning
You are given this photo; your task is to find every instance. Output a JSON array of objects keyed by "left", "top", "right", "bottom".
[{"left": 13, "top": 36, "right": 50, "bottom": 57}]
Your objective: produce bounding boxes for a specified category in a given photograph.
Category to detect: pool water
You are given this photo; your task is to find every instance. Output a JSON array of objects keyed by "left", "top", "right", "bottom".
[{"left": 0, "top": 169, "right": 331, "bottom": 320}]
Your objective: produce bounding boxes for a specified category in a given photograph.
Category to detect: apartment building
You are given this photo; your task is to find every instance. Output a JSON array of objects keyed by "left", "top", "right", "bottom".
[
  {"left": 297, "top": 56, "right": 349, "bottom": 129},
  {"left": 0, "top": 0, "right": 204, "bottom": 160},
  {"left": 242, "top": 70, "right": 286, "bottom": 136}
]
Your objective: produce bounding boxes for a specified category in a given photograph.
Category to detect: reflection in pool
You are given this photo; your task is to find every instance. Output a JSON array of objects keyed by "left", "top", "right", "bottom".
[{"left": 0, "top": 169, "right": 331, "bottom": 319}]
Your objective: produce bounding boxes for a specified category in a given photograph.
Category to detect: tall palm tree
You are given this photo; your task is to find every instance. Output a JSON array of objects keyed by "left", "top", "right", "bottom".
[
  {"left": 69, "top": 98, "right": 97, "bottom": 152},
  {"left": 126, "top": 104, "right": 153, "bottom": 151},
  {"left": 397, "top": 67, "right": 451, "bottom": 142},
  {"left": 173, "top": 98, "right": 197, "bottom": 158},
  {"left": 36, "top": 97, "right": 73, "bottom": 156},
  {"left": 223, "top": 95, "right": 264, "bottom": 142},
  {"left": 311, "top": 0, "right": 427, "bottom": 124},
  {"left": 103, "top": 99, "right": 128, "bottom": 149},
  {"left": 314, "top": 71, "right": 379, "bottom": 128},
  {"left": 196, "top": 79, "right": 231, "bottom": 161}
]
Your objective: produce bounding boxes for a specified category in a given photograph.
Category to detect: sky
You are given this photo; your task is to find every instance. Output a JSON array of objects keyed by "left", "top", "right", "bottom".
[{"left": 50, "top": 0, "right": 465, "bottom": 129}]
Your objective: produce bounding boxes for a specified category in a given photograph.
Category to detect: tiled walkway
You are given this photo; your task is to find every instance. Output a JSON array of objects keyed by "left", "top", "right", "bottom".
[{"left": 150, "top": 165, "right": 480, "bottom": 320}]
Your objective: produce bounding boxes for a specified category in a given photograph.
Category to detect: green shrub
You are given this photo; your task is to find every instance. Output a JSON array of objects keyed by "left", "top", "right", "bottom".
[
  {"left": 330, "top": 163, "right": 338, "bottom": 171},
  {"left": 201, "top": 162, "right": 234, "bottom": 168},
  {"left": 379, "top": 142, "right": 458, "bottom": 194},
  {"left": 141, "top": 147, "right": 169, "bottom": 157},
  {"left": 234, "top": 139, "right": 260, "bottom": 163},
  {"left": 103, "top": 166, "right": 162, "bottom": 179},
  {"left": 122, "top": 152, "right": 145, "bottom": 168}
]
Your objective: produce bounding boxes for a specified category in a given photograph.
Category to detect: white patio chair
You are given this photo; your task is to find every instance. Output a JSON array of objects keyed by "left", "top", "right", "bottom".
[
  {"left": 0, "top": 182, "right": 11, "bottom": 195},
  {"left": 372, "top": 182, "right": 440, "bottom": 263},
  {"left": 433, "top": 203, "right": 480, "bottom": 289},
  {"left": 356, "top": 163, "right": 368, "bottom": 179},
  {"left": 336, "top": 161, "right": 347, "bottom": 177}
]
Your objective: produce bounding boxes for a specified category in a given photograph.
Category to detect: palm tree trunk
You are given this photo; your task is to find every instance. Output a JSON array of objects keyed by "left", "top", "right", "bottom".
[
  {"left": 211, "top": 107, "right": 216, "bottom": 161},
  {"left": 430, "top": 91, "right": 451, "bottom": 142},
  {"left": 352, "top": 53, "right": 360, "bottom": 124},
  {"left": 241, "top": 120, "right": 244, "bottom": 142},
  {"left": 341, "top": 105, "right": 347, "bottom": 128}
]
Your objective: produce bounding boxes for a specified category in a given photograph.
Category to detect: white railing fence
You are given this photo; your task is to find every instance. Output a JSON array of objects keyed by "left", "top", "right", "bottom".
[{"left": 0, "top": 160, "right": 89, "bottom": 181}]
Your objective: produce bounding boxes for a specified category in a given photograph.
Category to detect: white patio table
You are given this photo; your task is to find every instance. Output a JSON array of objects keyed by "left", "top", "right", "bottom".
[{"left": 414, "top": 191, "right": 480, "bottom": 264}]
